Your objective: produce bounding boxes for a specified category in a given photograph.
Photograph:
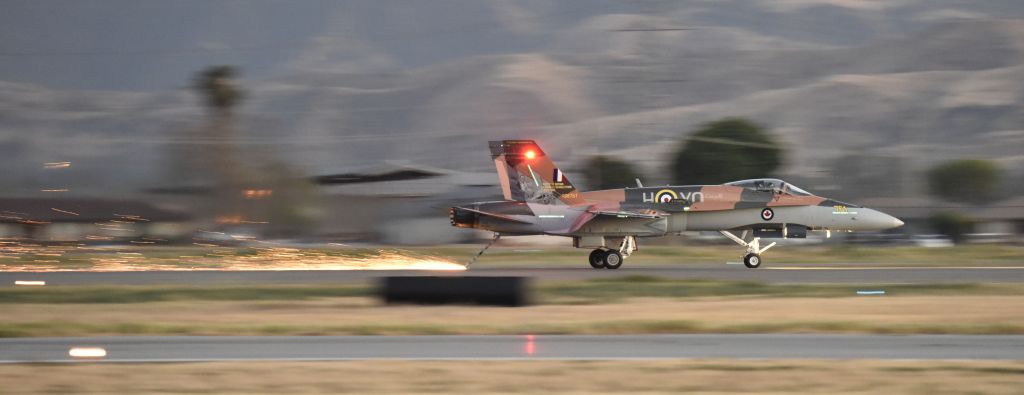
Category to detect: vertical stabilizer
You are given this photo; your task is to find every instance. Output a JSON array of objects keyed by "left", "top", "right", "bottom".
[{"left": 489, "top": 140, "right": 583, "bottom": 205}]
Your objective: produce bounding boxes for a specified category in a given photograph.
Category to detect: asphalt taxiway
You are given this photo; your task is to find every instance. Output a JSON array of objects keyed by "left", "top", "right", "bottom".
[
  {"left": 2, "top": 264, "right": 1024, "bottom": 286},
  {"left": 2, "top": 334, "right": 1022, "bottom": 363}
]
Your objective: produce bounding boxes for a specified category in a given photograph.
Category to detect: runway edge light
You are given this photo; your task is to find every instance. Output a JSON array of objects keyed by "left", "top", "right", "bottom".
[{"left": 69, "top": 347, "right": 107, "bottom": 359}]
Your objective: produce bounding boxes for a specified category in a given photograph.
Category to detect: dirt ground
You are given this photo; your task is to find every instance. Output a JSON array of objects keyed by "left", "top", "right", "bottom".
[
  {"left": 4, "top": 295, "right": 1024, "bottom": 336},
  {"left": 1, "top": 360, "right": 1022, "bottom": 394}
]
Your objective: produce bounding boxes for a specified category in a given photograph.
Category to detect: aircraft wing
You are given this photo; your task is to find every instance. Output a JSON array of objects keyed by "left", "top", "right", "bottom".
[
  {"left": 587, "top": 209, "right": 665, "bottom": 219},
  {"left": 551, "top": 207, "right": 667, "bottom": 235}
]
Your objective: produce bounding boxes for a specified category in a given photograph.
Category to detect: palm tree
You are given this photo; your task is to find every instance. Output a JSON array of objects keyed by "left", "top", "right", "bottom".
[
  {"left": 193, "top": 66, "right": 245, "bottom": 223},
  {"left": 194, "top": 66, "right": 243, "bottom": 114}
]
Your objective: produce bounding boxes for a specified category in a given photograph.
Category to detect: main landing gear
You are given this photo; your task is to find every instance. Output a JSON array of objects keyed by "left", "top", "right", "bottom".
[
  {"left": 720, "top": 230, "right": 775, "bottom": 269},
  {"left": 588, "top": 236, "right": 635, "bottom": 270}
]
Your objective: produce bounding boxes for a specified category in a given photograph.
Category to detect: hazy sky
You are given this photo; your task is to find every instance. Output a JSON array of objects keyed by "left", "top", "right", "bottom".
[
  {"left": 3, "top": 0, "right": 1023, "bottom": 91},
  {"left": 0, "top": 1, "right": 360, "bottom": 90},
  {"left": 0, "top": 1, "right": 621, "bottom": 90}
]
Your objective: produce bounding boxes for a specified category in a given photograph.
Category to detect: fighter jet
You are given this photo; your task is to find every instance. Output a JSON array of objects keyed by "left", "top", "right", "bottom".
[{"left": 450, "top": 140, "right": 904, "bottom": 269}]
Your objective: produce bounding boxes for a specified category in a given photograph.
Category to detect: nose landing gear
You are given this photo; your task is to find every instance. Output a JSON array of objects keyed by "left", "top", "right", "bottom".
[{"left": 720, "top": 230, "right": 775, "bottom": 269}]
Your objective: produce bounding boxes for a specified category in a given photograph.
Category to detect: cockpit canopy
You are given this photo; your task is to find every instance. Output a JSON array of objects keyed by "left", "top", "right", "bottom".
[{"left": 724, "top": 178, "right": 813, "bottom": 196}]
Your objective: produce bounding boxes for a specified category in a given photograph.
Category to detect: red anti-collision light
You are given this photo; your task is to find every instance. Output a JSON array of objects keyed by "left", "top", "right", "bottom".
[{"left": 524, "top": 150, "right": 536, "bottom": 159}]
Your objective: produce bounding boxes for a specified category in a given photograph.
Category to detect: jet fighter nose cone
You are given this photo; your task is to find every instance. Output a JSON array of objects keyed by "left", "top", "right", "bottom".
[{"left": 856, "top": 209, "right": 904, "bottom": 231}]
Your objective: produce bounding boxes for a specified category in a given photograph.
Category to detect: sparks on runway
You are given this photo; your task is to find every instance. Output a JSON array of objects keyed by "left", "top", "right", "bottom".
[
  {"left": 0, "top": 243, "right": 465, "bottom": 272},
  {"left": 50, "top": 208, "right": 80, "bottom": 216}
]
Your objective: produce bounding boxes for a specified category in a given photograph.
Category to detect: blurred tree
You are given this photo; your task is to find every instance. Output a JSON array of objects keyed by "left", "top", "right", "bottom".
[
  {"left": 191, "top": 66, "right": 247, "bottom": 225},
  {"left": 188, "top": 66, "right": 323, "bottom": 236},
  {"left": 583, "top": 155, "right": 643, "bottom": 190},
  {"left": 671, "top": 118, "right": 783, "bottom": 184},
  {"left": 927, "top": 159, "right": 1001, "bottom": 204},
  {"left": 194, "top": 66, "right": 243, "bottom": 114},
  {"left": 929, "top": 212, "right": 973, "bottom": 243}
]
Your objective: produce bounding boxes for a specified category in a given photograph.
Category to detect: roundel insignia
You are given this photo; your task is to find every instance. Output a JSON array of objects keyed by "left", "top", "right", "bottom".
[
  {"left": 655, "top": 189, "right": 678, "bottom": 203},
  {"left": 760, "top": 208, "right": 774, "bottom": 221}
]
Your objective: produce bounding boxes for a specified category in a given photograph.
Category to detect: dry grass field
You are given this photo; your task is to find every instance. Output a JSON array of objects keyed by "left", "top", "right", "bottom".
[
  {"left": 3, "top": 294, "right": 1024, "bottom": 337},
  {"left": 1, "top": 360, "right": 1022, "bottom": 394},
  {"left": 3, "top": 276, "right": 1024, "bottom": 337}
]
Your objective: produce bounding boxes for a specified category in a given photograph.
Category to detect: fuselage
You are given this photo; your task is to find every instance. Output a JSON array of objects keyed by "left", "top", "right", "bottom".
[{"left": 452, "top": 183, "right": 903, "bottom": 238}]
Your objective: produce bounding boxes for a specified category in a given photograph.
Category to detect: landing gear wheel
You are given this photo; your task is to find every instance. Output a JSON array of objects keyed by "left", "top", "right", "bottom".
[
  {"left": 603, "top": 250, "right": 624, "bottom": 270},
  {"left": 743, "top": 253, "right": 762, "bottom": 269},
  {"left": 589, "top": 249, "right": 607, "bottom": 269}
]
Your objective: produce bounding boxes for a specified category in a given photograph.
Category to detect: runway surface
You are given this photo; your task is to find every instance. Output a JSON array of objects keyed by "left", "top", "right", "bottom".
[
  {"left": 2, "top": 334, "right": 1022, "bottom": 363},
  {"left": 3, "top": 264, "right": 1024, "bottom": 286}
]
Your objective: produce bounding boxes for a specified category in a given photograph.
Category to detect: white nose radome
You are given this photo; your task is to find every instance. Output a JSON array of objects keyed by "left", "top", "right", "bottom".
[{"left": 854, "top": 209, "right": 904, "bottom": 231}]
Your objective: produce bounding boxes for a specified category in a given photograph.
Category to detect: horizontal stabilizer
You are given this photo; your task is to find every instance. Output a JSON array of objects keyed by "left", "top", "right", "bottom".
[{"left": 451, "top": 206, "right": 533, "bottom": 224}]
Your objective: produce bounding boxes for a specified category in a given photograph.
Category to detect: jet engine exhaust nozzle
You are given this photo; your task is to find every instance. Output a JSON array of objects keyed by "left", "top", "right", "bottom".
[{"left": 449, "top": 207, "right": 479, "bottom": 229}]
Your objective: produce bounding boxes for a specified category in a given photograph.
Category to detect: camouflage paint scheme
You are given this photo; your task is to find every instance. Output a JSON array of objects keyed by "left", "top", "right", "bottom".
[{"left": 451, "top": 140, "right": 902, "bottom": 266}]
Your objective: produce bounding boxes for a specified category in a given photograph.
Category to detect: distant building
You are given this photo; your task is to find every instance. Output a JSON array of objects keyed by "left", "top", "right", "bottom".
[{"left": 975, "top": 197, "right": 1024, "bottom": 236}]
